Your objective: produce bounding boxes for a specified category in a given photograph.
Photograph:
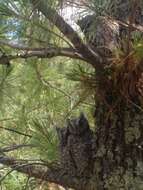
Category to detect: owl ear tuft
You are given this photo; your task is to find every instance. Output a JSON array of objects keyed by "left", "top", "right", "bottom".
[
  {"left": 79, "top": 112, "right": 86, "bottom": 119},
  {"left": 78, "top": 112, "right": 89, "bottom": 129}
]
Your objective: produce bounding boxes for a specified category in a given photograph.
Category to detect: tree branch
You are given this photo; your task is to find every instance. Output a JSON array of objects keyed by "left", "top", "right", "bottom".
[
  {"left": 0, "top": 144, "right": 35, "bottom": 153},
  {"left": 0, "top": 126, "right": 32, "bottom": 138},
  {"left": 0, "top": 155, "right": 83, "bottom": 190},
  {"left": 30, "top": 0, "right": 103, "bottom": 68},
  {"left": 10, "top": 48, "right": 84, "bottom": 61},
  {"left": 0, "top": 40, "right": 86, "bottom": 62}
]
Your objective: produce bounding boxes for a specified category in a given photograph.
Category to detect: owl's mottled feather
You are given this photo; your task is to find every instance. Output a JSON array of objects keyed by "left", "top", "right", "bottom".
[{"left": 56, "top": 113, "right": 94, "bottom": 177}]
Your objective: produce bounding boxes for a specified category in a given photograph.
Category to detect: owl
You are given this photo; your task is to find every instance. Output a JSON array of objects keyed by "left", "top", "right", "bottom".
[
  {"left": 56, "top": 113, "right": 93, "bottom": 177},
  {"left": 0, "top": 49, "right": 10, "bottom": 67}
]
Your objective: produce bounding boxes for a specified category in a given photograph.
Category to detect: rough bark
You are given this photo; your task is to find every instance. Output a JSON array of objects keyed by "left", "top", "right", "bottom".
[{"left": 52, "top": 0, "right": 143, "bottom": 189}]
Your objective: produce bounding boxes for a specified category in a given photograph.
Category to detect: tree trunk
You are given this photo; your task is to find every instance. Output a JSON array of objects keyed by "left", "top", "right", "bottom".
[
  {"left": 57, "top": 1, "right": 143, "bottom": 188},
  {"left": 91, "top": 100, "right": 143, "bottom": 189},
  {"left": 57, "top": 95, "right": 143, "bottom": 189}
]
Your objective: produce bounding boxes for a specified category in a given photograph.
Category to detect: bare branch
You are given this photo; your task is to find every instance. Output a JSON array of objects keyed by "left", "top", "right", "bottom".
[
  {"left": 0, "top": 144, "right": 35, "bottom": 153},
  {"left": 35, "top": 66, "right": 72, "bottom": 99},
  {"left": 0, "top": 126, "right": 32, "bottom": 138},
  {"left": 10, "top": 49, "right": 84, "bottom": 61},
  {"left": 0, "top": 155, "right": 83, "bottom": 190},
  {"left": 0, "top": 40, "right": 86, "bottom": 62}
]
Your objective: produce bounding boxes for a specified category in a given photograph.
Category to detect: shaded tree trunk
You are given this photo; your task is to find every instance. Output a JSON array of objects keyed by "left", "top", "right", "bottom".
[
  {"left": 56, "top": 80, "right": 143, "bottom": 189},
  {"left": 58, "top": 1, "right": 143, "bottom": 189},
  {"left": 91, "top": 97, "right": 143, "bottom": 189}
]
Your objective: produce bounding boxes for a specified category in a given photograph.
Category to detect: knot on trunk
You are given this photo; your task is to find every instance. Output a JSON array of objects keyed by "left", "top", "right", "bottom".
[{"left": 56, "top": 113, "right": 94, "bottom": 178}]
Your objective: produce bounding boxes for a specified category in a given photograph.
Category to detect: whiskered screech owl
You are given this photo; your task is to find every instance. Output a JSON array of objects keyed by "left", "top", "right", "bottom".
[{"left": 56, "top": 113, "right": 94, "bottom": 177}]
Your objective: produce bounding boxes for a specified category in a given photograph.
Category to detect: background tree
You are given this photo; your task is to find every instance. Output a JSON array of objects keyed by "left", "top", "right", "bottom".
[{"left": 0, "top": 0, "right": 143, "bottom": 189}]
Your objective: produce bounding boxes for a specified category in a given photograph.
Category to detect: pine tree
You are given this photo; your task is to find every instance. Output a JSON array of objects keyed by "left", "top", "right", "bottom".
[{"left": 0, "top": 0, "right": 143, "bottom": 189}]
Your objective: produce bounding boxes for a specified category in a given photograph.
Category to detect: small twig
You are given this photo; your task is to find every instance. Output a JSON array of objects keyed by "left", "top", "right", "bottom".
[
  {"left": 23, "top": 176, "right": 30, "bottom": 190},
  {"left": 0, "top": 144, "right": 35, "bottom": 153},
  {"left": 0, "top": 168, "right": 14, "bottom": 184},
  {"left": 0, "top": 126, "right": 32, "bottom": 138},
  {"left": 35, "top": 66, "right": 72, "bottom": 100},
  {"left": 0, "top": 118, "right": 15, "bottom": 122}
]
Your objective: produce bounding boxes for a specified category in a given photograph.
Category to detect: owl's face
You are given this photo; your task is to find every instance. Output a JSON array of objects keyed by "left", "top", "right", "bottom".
[
  {"left": 77, "top": 15, "right": 95, "bottom": 34},
  {"left": 68, "top": 113, "right": 89, "bottom": 135}
]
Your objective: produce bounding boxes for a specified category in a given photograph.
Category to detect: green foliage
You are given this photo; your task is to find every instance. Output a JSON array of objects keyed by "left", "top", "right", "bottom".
[
  {"left": 1, "top": 171, "right": 27, "bottom": 190},
  {"left": 66, "top": 63, "right": 96, "bottom": 103},
  {"left": 30, "top": 118, "right": 59, "bottom": 161},
  {"left": 88, "top": 0, "right": 110, "bottom": 14},
  {"left": 0, "top": 0, "right": 94, "bottom": 185},
  {"left": 133, "top": 40, "right": 143, "bottom": 61}
]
